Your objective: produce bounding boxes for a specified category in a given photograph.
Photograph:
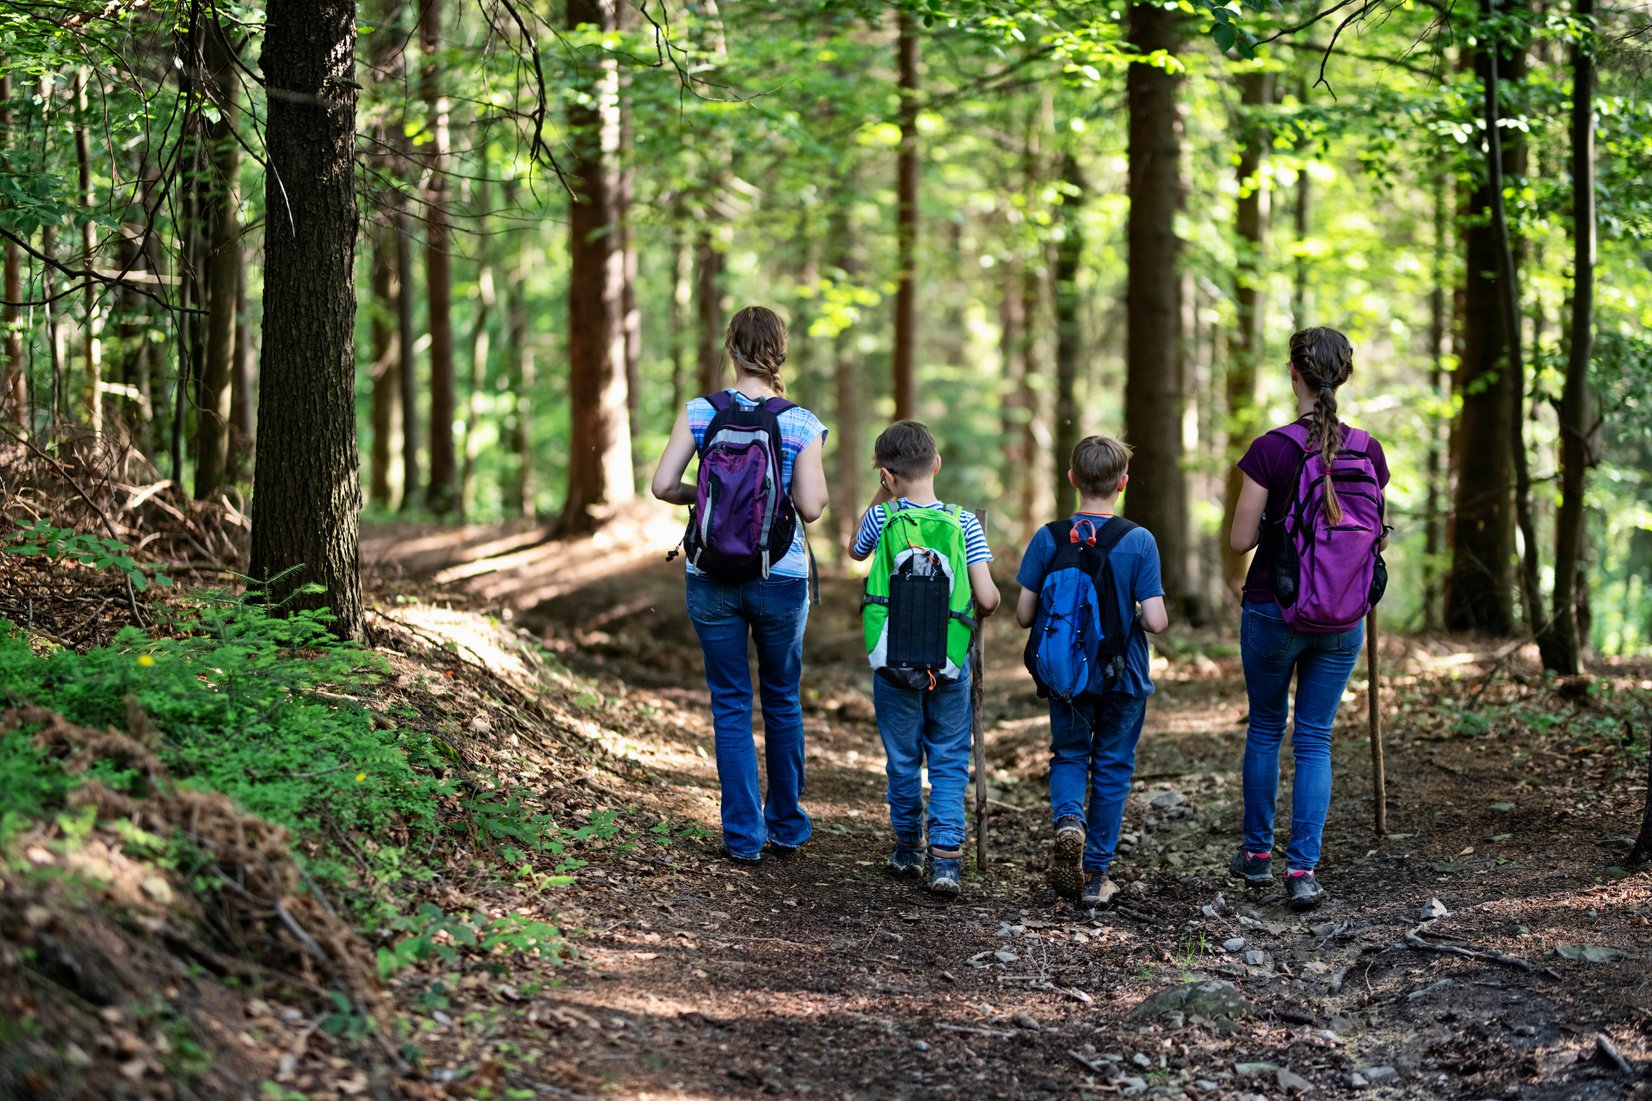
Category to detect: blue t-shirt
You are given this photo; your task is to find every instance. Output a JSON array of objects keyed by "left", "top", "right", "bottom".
[
  {"left": 1016, "top": 514, "right": 1164, "bottom": 698},
  {"left": 686, "top": 391, "right": 827, "bottom": 579}
]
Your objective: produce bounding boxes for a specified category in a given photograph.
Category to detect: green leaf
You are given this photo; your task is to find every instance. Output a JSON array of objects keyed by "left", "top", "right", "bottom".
[{"left": 1212, "top": 22, "right": 1237, "bottom": 53}]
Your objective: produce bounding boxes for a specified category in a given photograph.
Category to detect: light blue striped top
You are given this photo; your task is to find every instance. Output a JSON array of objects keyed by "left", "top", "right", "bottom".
[
  {"left": 685, "top": 391, "right": 827, "bottom": 579},
  {"left": 852, "top": 499, "right": 993, "bottom": 565}
]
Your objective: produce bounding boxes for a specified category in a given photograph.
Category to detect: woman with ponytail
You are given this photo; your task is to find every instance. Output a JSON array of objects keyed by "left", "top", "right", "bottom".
[
  {"left": 651, "top": 306, "right": 829, "bottom": 863},
  {"left": 1226, "top": 328, "right": 1390, "bottom": 910}
]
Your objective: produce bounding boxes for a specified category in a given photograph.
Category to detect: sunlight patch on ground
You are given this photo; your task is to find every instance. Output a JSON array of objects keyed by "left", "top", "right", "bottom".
[{"left": 383, "top": 603, "right": 538, "bottom": 681}]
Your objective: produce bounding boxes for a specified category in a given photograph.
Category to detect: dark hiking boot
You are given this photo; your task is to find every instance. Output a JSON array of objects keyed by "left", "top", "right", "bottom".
[
  {"left": 1052, "top": 816, "right": 1085, "bottom": 900},
  {"left": 1286, "top": 870, "right": 1325, "bottom": 911},
  {"left": 1081, "top": 871, "right": 1118, "bottom": 908},
  {"left": 927, "top": 849, "right": 963, "bottom": 896},
  {"left": 887, "top": 842, "right": 925, "bottom": 878},
  {"left": 1229, "top": 847, "right": 1274, "bottom": 886},
  {"left": 720, "top": 844, "right": 761, "bottom": 865}
]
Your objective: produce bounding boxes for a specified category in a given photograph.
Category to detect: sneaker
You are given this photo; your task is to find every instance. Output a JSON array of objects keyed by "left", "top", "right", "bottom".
[
  {"left": 1229, "top": 846, "right": 1273, "bottom": 886},
  {"left": 887, "top": 842, "right": 925, "bottom": 878},
  {"left": 1052, "top": 816, "right": 1085, "bottom": 899},
  {"left": 767, "top": 840, "right": 805, "bottom": 860},
  {"left": 1080, "top": 871, "right": 1118, "bottom": 908},
  {"left": 927, "top": 849, "right": 963, "bottom": 896},
  {"left": 719, "top": 843, "right": 761, "bottom": 865},
  {"left": 1285, "top": 870, "right": 1325, "bottom": 911}
]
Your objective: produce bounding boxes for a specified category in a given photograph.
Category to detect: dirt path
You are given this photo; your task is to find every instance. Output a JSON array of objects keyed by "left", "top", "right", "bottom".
[{"left": 366, "top": 517, "right": 1651, "bottom": 1101}]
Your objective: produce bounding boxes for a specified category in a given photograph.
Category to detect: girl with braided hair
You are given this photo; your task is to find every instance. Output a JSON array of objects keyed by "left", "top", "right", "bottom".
[
  {"left": 651, "top": 306, "right": 829, "bottom": 863},
  {"left": 1225, "top": 327, "right": 1391, "bottom": 910}
]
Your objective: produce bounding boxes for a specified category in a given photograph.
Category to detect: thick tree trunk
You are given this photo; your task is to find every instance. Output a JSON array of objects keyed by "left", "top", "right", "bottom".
[
  {"left": 1539, "top": 0, "right": 1596, "bottom": 673},
  {"left": 1221, "top": 70, "right": 1272, "bottom": 599},
  {"left": 1123, "top": 3, "right": 1189, "bottom": 613},
  {"left": 1445, "top": 5, "right": 1527, "bottom": 634},
  {"left": 368, "top": 219, "right": 404, "bottom": 509},
  {"left": 251, "top": 0, "right": 364, "bottom": 640},
  {"left": 421, "top": 0, "right": 457, "bottom": 515},
  {"left": 561, "top": 0, "right": 634, "bottom": 534},
  {"left": 194, "top": 24, "right": 239, "bottom": 499},
  {"left": 892, "top": 10, "right": 919, "bottom": 421},
  {"left": 1052, "top": 152, "right": 1085, "bottom": 519}
]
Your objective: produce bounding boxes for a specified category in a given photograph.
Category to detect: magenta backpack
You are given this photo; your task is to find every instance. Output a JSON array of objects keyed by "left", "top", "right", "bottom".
[
  {"left": 1268, "top": 423, "right": 1388, "bottom": 633},
  {"left": 680, "top": 391, "right": 798, "bottom": 582}
]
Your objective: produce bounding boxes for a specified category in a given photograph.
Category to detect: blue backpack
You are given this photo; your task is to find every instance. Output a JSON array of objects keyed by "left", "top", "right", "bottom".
[{"left": 1023, "top": 517, "right": 1139, "bottom": 702}]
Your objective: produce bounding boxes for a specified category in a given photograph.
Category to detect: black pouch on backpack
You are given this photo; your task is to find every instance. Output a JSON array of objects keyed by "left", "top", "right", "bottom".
[
  {"left": 1367, "top": 553, "right": 1388, "bottom": 607},
  {"left": 885, "top": 566, "right": 951, "bottom": 670}
]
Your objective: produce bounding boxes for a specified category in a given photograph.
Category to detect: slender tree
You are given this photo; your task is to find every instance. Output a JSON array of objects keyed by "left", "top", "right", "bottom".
[
  {"left": 194, "top": 22, "right": 240, "bottom": 499},
  {"left": 421, "top": 0, "right": 457, "bottom": 515},
  {"left": 2, "top": 73, "right": 28, "bottom": 427},
  {"left": 892, "top": 9, "right": 919, "bottom": 420},
  {"left": 1052, "top": 152, "right": 1085, "bottom": 518},
  {"left": 73, "top": 69, "right": 102, "bottom": 438},
  {"left": 368, "top": 220, "right": 404, "bottom": 509},
  {"left": 250, "top": 0, "right": 364, "bottom": 640}
]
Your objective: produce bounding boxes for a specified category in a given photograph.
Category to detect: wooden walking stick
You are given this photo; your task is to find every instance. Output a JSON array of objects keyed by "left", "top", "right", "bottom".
[
  {"left": 972, "top": 508, "right": 989, "bottom": 873},
  {"left": 1367, "top": 607, "right": 1387, "bottom": 835}
]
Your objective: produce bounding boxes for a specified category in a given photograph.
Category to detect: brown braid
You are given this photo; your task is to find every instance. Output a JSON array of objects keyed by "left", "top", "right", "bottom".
[
  {"left": 1288, "top": 327, "right": 1355, "bottom": 524},
  {"left": 726, "top": 305, "right": 788, "bottom": 395}
]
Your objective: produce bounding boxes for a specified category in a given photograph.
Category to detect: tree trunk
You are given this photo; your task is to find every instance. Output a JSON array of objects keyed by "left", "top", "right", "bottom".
[
  {"left": 421, "top": 0, "right": 457, "bottom": 515},
  {"left": 1423, "top": 171, "right": 1450, "bottom": 630},
  {"left": 504, "top": 213, "right": 534, "bottom": 518},
  {"left": 1052, "top": 152, "right": 1085, "bottom": 519},
  {"left": 228, "top": 250, "right": 253, "bottom": 481},
  {"left": 1, "top": 74, "right": 25, "bottom": 428},
  {"left": 616, "top": 1, "right": 641, "bottom": 476},
  {"left": 1539, "top": 0, "right": 1596, "bottom": 673},
  {"left": 251, "top": 0, "right": 364, "bottom": 640},
  {"left": 1122, "top": 2, "right": 1189, "bottom": 613},
  {"left": 462, "top": 246, "right": 493, "bottom": 519},
  {"left": 1445, "top": 3, "right": 1527, "bottom": 634},
  {"left": 561, "top": 0, "right": 634, "bottom": 534},
  {"left": 1221, "top": 69, "right": 1272, "bottom": 599},
  {"left": 694, "top": 234, "right": 725, "bottom": 394},
  {"left": 73, "top": 70, "right": 102, "bottom": 439},
  {"left": 194, "top": 24, "right": 240, "bottom": 500},
  {"left": 396, "top": 208, "right": 420, "bottom": 507},
  {"left": 1290, "top": 78, "right": 1312, "bottom": 330},
  {"left": 892, "top": 10, "right": 919, "bottom": 421},
  {"left": 829, "top": 191, "right": 863, "bottom": 552},
  {"left": 368, "top": 219, "right": 403, "bottom": 509},
  {"left": 669, "top": 218, "right": 691, "bottom": 414}
]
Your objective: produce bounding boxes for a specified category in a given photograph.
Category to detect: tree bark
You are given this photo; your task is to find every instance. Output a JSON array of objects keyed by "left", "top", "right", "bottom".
[
  {"left": 1122, "top": 2, "right": 1189, "bottom": 613},
  {"left": 1052, "top": 152, "right": 1085, "bottom": 519},
  {"left": 251, "top": 0, "right": 364, "bottom": 640},
  {"left": 1221, "top": 69, "right": 1272, "bottom": 599},
  {"left": 396, "top": 209, "right": 420, "bottom": 507},
  {"left": 1445, "top": 2, "right": 1527, "bottom": 634},
  {"left": 73, "top": 70, "right": 102, "bottom": 439},
  {"left": 368, "top": 218, "right": 403, "bottom": 509},
  {"left": 1539, "top": 0, "right": 1596, "bottom": 673},
  {"left": 1424, "top": 171, "right": 1451, "bottom": 630},
  {"left": 561, "top": 0, "right": 634, "bottom": 534},
  {"left": 504, "top": 208, "right": 534, "bottom": 518},
  {"left": 829, "top": 189, "right": 863, "bottom": 552},
  {"left": 892, "top": 10, "right": 919, "bottom": 421},
  {"left": 421, "top": 0, "right": 457, "bottom": 515},
  {"left": 1, "top": 73, "right": 25, "bottom": 428},
  {"left": 228, "top": 247, "right": 253, "bottom": 481},
  {"left": 194, "top": 24, "right": 240, "bottom": 499}
]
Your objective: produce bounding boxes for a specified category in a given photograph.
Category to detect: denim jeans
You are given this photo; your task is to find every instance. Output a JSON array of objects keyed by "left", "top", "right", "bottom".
[
  {"left": 1048, "top": 693, "right": 1148, "bottom": 874},
  {"left": 686, "top": 573, "right": 811, "bottom": 858},
  {"left": 1240, "top": 599, "right": 1364, "bottom": 871},
  {"left": 873, "top": 664, "right": 973, "bottom": 852}
]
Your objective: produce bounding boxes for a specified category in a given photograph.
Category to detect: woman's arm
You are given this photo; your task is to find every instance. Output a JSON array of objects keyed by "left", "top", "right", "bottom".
[
  {"left": 1229, "top": 474, "right": 1270, "bottom": 554},
  {"left": 650, "top": 410, "right": 698, "bottom": 506},
  {"left": 790, "top": 435, "right": 828, "bottom": 523}
]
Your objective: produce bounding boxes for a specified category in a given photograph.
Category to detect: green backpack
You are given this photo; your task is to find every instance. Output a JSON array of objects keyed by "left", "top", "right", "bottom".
[{"left": 862, "top": 502, "right": 977, "bottom": 689}]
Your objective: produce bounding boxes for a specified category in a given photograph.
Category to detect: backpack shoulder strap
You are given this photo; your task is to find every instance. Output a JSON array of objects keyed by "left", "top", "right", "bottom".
[
  {"left": 762, "top": 396, "right": 797, "bottom": 416},
  {"left": 1341, "top": 427, "right": 1371, "bottom": 454},
  {"left": 1268, "top": 422, "right": 1313, "bottom": 451},
  {"left": 703, "top": 390, "right": 734, "bottom": 412},
  {"left": 1092, "top": 517, "right": 1138, "bottom": 556},
  {"left": 1045, "top": 519, "right": 1074, "bottom": 545}
]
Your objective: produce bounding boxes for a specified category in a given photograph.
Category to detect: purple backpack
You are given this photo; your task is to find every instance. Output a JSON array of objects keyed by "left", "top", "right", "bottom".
[
  {"left": 1269, "top": 423, "right": 1388, "bottom": 633},
  {"left": 681, "top": 391, "right": 798, "bottom": 582}
]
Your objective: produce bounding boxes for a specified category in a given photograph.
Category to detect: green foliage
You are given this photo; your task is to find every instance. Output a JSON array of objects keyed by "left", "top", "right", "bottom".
[
  {"left": 374, "top": 902, "right": 566, "bottom": 979},
  {"left": 4, "top": 520, "right": 170, "bottom": 592}
]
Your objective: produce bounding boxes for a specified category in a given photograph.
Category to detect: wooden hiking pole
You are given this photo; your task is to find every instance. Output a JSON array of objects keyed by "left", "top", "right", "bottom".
[
  {"left": 1367, "top": 607, "right": 1387, "bottom": 835},
  {"left": 972, "top": 508, "right": 988, "bottom": 873}
]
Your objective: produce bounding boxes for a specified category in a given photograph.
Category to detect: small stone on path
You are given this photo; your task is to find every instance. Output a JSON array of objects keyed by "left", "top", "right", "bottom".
[
  {"left": 1223, "top": 937, "right": 1246, "bottom": 952},
  {"left": 1419, "top": 897, "right": 1451, "bottom": 921},
  {"left": 1276, "top": 1067, "right": 1313, "bottom": 1093}
]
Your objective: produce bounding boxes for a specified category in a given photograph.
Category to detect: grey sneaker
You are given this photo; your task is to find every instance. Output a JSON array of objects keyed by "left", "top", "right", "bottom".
[
  {"left": 1080, "top": 871, "right": 1118, "bottom": 908},
  {"left": 927, "top": 849, "right": 963, "bottom": 896},
  {"left": 1229, "top": 846, "right": 1273, "bottom": 886},
  {"left": 887, "top": 842, "right": 925, "bottom": 878},
  {"left": 1052, "top": 816, "right": 1085, "bottom": 899},
  {"left": 1285, "top": 870, "right": 1325, "bottom": 911}
]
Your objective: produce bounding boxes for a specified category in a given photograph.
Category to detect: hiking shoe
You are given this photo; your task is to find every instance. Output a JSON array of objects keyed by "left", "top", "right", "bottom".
[
  {"left": 1285, "top": 870, "right": 1325, "bottom": 911},
  {"left": 720, "top": 843, "right": 762, "bottom": 865},
  {"left": 927, "top": 850, "right": 963, "bottom": 896},
  {"left": 1052, "top": 816, "right": 1085, "bottom": 899},
  {"left": 767, "top": 840, "right": 805, "bottom": 860},
  {"left": 1229, "top": 847, "right": 1274, "bottom": 886},
  {"left": 1080, "top": 871, "right": 1118, "bottom": 908},
  {"left": 887, "top": 843, "right": 925, "bottom": 878}
]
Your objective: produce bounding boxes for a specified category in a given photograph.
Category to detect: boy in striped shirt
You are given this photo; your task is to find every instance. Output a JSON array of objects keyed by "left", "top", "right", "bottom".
[{"left": 850, "top": 421, "right": 999, "bottom": 894}]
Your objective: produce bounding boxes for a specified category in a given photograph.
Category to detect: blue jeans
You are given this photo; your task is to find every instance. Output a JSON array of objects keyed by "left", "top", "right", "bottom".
[
  {"left": 873, "top": 665, "right": 973, "bottom": 852},
  {"left": 686, "top": 574, "right": 811, "bottom": 858},
  {"left": 1049, "top": 693, "right": 1148, "bottom": 874},
  {"left": 1240, "top": 599, "right": 1364, "bottom": 871}
]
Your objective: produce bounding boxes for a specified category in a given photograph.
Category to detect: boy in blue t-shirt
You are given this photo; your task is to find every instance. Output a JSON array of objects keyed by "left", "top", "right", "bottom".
[
  {"left": 851, "top": 421, "right": 1000, "bottom": 896},
  {"left": 1015, "top": 436, "right": 1168, "bottom": 906}
]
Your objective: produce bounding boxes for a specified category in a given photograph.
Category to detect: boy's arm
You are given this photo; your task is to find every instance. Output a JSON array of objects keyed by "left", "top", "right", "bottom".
[
  {"left": 1137, "top": 595, "right": 1169, "bottom": 634},
  {"left": 1015, "top": 586, "right": 1038, "bottom": 629},
  {"left": 968, "top": 562, "right": 1000, "bottom": 617},
  {"left": 847, "top": 500, "right": 884, "bottom": 561}
]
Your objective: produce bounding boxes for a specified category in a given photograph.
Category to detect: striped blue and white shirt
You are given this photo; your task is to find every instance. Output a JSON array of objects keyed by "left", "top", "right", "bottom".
[
  {"left": 853, "top": 499, "right": 993, "bottom": 565},
  {"left": 685, "top": 391, "right": 827, "bottom": 579}
]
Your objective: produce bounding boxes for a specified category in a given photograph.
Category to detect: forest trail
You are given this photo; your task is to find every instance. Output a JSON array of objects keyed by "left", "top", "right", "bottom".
[{"left": 363, "top": 512, "right": 1650, "bottom": 1101}]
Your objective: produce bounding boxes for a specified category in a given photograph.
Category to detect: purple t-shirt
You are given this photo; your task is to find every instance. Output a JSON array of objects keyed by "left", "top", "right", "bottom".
[{"left": 1237, "top": 417, "right": 1389, "bottom": 605}]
